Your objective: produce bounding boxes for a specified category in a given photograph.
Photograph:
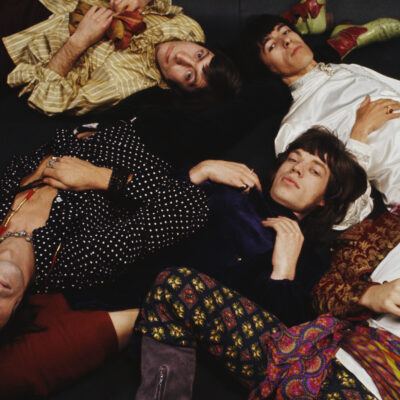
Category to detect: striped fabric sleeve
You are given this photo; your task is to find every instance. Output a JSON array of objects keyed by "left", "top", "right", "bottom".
[
  {"left": 38, "top": 0, "right": 174, "bottom": 15},
  {"left": 4, "top": 3, "right": 204, "bottom": 115}
]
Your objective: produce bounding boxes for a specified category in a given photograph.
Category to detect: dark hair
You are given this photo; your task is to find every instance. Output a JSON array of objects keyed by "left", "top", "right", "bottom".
[
  {"left": 168, "top": 47, "right": 242, "bottom": 110},
  {"left": 0, "top": 291, "right": 43, "bottom": 346},
  {"left": 240, "top": 14, "right": 297, "bottom": 79},
  {"left": 271, "top": 127, "right": 368, "bottom": 241}
]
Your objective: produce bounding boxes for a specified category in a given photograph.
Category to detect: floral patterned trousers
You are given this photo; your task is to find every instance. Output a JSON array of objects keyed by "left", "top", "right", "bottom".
[{"left": 137, "top": 267, "right": 377, "bottom": 400}]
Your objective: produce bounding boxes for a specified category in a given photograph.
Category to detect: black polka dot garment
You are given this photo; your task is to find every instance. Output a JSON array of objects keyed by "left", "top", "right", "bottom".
[{"left": 0, "top": 120, "right": 209, "bottom": 293}]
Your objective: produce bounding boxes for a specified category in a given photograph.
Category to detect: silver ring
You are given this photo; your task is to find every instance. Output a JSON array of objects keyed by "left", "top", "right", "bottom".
[
  {"left": 48, "top": 156, "right": 58, "bottom": 169},
  {"left": 239, "top": 184, "right": 249, "bottom": 192}
]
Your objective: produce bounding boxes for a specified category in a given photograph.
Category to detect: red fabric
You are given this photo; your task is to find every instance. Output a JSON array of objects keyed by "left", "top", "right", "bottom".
[
  {"left": 69, "top": 2, "right": 146, "bottom": 51},
  {"left": 327, "top": 26, "right": 368, "bottom": 58},
  {"left": 0, "top": 294, "right": 118, "bottom": 399},
  {"left": 282, "top": 0, "right": 324, "bottom": 25},
  {"left": 107, "top": 10, "right": 146, "bottom": 50}
]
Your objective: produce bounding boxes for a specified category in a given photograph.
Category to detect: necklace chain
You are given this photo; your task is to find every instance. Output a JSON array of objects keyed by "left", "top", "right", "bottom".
[{"left": 0, "top": 187, "right": 38, "bottom": 237}]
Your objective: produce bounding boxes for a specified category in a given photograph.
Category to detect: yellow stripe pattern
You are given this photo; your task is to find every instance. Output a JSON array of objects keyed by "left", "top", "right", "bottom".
[{"left": 3, "top": 0, "right": 205, "bottom": 115}]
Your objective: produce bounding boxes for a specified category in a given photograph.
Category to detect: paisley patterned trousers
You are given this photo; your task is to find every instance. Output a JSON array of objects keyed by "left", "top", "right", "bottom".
[{"left": 137, "top": 267, "right": 377, "bottom": 400}]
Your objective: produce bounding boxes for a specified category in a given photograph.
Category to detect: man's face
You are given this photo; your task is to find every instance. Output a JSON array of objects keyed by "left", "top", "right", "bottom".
[
  {"left": 270, "top": 149, "right": 330, "bottom": 219},
  {"left": 156, "top": 41, "right": 214, "bottom": 91},
  {"left": 0, "top": 260, "right": 25, "bottom": 328},
  {"left": 259, "top": 24, "right": 315, "bottom": 84}
]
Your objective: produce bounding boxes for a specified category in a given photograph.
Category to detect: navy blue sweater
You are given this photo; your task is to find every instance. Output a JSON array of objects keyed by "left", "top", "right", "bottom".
[{"left": 159, "top": 184, "right": 329, "bottom": 326}]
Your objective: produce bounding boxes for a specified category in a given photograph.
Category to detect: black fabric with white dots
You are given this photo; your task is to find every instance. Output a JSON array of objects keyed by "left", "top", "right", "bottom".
[{"left": 0, "top": 120, "right": 209, "bottom": 293}]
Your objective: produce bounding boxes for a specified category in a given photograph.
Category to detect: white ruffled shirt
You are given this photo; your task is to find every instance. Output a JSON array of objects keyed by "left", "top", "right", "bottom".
[{"left": 275, "top": 63, "right": 400, "bottom": 229}]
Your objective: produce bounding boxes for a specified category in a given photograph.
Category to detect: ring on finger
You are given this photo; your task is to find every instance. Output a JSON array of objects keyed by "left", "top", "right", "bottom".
[
  {"left": 385, "top": 105, "right": 394, "bottom": 114},
  {"left": 239, "top": 184, "right": 249, "bottom": 192},
  {"left": 48, "top": 156, "right": 58, "bottom": 169}
]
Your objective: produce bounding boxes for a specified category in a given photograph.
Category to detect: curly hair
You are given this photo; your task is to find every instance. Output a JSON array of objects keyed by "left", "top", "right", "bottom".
[{"left": 270, "top": 127, "right": 368, "bottom": 241}]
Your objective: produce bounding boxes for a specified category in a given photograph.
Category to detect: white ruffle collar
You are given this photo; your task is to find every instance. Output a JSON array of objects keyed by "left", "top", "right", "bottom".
[{"left": 289, "top": 63, "right": 334, "bottom": 94}]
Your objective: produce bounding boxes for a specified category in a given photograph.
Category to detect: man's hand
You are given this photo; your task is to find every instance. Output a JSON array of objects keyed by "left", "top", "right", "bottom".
[
  {"left": 42, "top": 156, "right": 112, "bottom": 191},
  {"left": 70, "top": 5, "right": 115, "bottom": 50},
  {"left": 189, "top": 160, "right": 261, "bottom": 193},
  {"left": 47, "top": 6, "right": 114, "bottom": 77},
  {"left": 261, "top": 217, "right": 304, "bottom": 280},
  {"left": 359, "top": 279, "right": 400, "bottom": 317},
  {"left": 110, "top": 0, "right": 150, "bottom": 14},
  {"left": 350, "top": 95, "right": 400, "bottom": 143}
]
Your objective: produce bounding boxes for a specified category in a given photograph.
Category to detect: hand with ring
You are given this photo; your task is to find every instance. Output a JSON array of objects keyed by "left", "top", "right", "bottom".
[
  {"left": 42, "top": 156, "right": 112, "bottom": 191},
  {"left": 350, "top": 95, "right": 400, "bottom": 143}
]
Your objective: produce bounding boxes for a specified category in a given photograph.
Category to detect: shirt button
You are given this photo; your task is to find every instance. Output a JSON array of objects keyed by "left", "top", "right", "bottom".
[{"left": 236, "top": 256, "right": 242, "bottom": 262}]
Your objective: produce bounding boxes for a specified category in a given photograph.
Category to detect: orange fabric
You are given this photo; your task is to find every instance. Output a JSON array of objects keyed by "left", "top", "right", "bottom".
[
  {"left": 69, "top": 1, "right": 146, "bottom": 50},
  {"left": 0, "top": 293, "right": 118, "bottom": 399}
]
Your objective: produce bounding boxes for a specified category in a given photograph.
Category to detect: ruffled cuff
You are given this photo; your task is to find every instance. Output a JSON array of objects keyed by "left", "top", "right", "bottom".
[
  {"left": 9, "top": 62, "right": 76, "bottom": 115},
  {"left": 346, "top": 138, "right": 371, "bottom": 171},
  {"left": 336, "top": 281, "right": 379, "bottom": 319}
]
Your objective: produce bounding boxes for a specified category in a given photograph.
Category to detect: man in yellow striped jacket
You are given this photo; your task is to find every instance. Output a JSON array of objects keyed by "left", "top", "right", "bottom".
[{"left": 3, "top": 0, "right": 240, "bottom": 115}]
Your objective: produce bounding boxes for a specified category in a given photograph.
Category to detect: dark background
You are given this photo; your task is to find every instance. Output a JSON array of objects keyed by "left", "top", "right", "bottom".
[{"left": 1, "top": 1, "right": 399, "bottom": 399}]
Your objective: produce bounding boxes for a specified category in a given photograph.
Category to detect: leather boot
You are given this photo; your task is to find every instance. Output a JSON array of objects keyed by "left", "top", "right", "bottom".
[
  {"left": 282, "top": 0, "right": 333, "bottom": 35},
  {"left": 328, "top": 18, "right": 400, "bottom": 58},
  {"left": 135, "top": 336, "right": 196, "bottom": 400}
]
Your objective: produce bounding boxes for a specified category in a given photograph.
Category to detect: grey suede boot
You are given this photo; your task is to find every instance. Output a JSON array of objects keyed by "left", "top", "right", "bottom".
[{"left": 135, "top": 336, "right": 196, "bottom": 400}]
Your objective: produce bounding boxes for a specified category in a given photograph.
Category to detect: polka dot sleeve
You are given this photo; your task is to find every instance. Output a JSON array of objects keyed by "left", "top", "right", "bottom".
[{"left": 29, "top": 120, "right": 209, "bottom": 292}]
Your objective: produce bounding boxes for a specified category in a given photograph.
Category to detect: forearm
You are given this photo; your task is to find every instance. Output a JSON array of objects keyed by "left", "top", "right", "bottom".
[{"left": 47, "top": 36, "right": 88, "bottom": 77}]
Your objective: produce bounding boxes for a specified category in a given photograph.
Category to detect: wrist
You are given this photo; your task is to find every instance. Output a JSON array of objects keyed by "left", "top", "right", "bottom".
[
  {"left": 97, "top": 167, "right": 112, "bottom": 190},
  {"left": 67, "top": 33, "right": 91, "bottom": 55},
  {"left": 358, "top": 283, "right": 379, "bottom": 308},
  {"left": 350, "top": 126, "right": 369, "bottom": 143},
  {"left": 270, "top": 268, "right": 295, "bottom": 280},
  {"left": 189, "top": 162, "right": 209, "bottom": 185}
]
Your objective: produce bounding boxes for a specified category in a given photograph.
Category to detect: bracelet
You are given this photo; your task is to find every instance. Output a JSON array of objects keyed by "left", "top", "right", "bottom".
[
  {"left": 0, "top": 231, "right": 33, "bottom": 243},
  {"left": 108, "top": 167, "right": 131, "bottom": 193}
]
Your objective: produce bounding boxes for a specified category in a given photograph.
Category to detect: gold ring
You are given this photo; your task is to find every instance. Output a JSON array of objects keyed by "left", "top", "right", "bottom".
[{"left": 385, "top": 105, "right": 394, "bottom": 114}]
